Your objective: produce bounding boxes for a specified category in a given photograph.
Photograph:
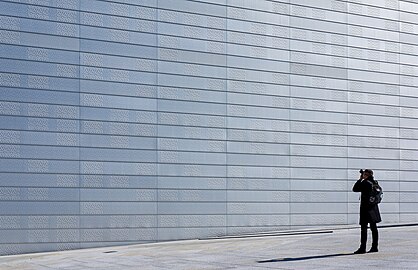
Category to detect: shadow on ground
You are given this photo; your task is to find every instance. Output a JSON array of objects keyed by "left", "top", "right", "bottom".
[{"left": 258, "top": 252, "right": 355, "bottom": 263}]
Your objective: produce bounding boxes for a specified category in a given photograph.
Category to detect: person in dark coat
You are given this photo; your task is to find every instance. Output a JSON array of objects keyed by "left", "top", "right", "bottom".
[{"left": 352, "top": 169, "right": 381, "bottom": 254}]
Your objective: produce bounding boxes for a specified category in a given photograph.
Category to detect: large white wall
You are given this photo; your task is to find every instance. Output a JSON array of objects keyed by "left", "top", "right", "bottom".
[{"left": 1, "top": 0, "right": 418, "bottom": 255}]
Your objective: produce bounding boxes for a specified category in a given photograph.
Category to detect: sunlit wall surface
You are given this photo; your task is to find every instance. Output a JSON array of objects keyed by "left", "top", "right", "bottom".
[{"left": 1, "top": 0, "right": 418, "bottom": 255}]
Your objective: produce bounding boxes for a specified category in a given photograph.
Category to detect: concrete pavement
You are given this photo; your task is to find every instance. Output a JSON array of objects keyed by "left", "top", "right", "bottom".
[{"left": 1, "top": 224, "right": 417, "bottom": 269}]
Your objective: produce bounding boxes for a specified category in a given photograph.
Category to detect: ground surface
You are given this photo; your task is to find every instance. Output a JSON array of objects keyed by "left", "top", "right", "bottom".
[{"left": 1, "top": 225, "right": 417, "bottom": 269}]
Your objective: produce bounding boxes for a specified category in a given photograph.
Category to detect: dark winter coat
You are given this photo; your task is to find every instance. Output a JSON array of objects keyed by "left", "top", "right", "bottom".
[{"left": 352, "top": 176, "right": 382, "bottom": 225}]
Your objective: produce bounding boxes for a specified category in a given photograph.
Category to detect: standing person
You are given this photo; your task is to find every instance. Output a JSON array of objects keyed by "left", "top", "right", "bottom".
[{"left": 352, "top": 169, "right": 381, "bottom": 254}]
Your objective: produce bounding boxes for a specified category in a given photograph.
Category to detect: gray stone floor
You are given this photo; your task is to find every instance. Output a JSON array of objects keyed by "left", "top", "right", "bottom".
[{"left": 1, "top": 225, "right": 417, "bottom": 269}]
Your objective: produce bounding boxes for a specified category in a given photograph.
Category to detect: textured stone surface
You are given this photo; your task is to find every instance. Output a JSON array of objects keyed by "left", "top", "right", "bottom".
[{"left": 2, "top": 0, "right": 418, "bottom": 256}]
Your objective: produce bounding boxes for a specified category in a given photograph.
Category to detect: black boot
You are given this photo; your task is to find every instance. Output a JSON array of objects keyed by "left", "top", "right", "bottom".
[
  {"left": 368, "top": 245, "right": 378, "bottom": 253},
  {"left": 354, "top": 246, "right": 366, "bottom": 254}
]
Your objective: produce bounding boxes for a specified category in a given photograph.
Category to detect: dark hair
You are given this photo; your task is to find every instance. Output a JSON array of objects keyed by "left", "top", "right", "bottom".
[{"left": 364, "top": 169, "right": 374, "bottom": 175}]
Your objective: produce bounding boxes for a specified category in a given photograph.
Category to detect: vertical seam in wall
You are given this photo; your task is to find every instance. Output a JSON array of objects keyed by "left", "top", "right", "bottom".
[
  {"left": 77, "top": 0, "right": 81, "bottom": 249},
  {"left": 397, "top": 2, "right": 401, "bottom": 224},
  {"left": 225, "top": 2, "right": 228, "bottom": 237},
  {"left": 288, "top": 0, "right": 292, "bottom": 231},
  {"left": 346, "top": 1, "right": 349, "bottom": 226},
  {"left": 156, "top": 0, "right": 159, "bottom": 243}
]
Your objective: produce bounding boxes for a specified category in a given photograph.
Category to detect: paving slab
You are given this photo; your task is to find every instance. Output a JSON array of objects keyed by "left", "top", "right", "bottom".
[{"left": 1, "top": 225, "right": 417, "bottom": 270}]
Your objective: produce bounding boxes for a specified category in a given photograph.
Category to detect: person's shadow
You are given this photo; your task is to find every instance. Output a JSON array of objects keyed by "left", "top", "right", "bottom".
[{"left": 257, "top": 252, "right": 355, "bottom": 263}]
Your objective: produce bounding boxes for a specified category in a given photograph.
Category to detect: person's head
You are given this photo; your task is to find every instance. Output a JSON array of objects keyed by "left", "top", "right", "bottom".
[{"left": 363, "top": 169, "right": 373, "bottom": 179}]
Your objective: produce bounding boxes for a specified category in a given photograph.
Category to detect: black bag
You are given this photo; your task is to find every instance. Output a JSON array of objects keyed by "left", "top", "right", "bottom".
[{"left": 368, "top": 179, "right": 383, "bottom": 205}]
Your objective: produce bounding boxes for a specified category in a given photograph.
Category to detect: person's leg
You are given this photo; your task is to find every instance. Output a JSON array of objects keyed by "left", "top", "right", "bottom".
[
  {"left": 360, "top": 223, "right": 368, "bottom": 248},
  {"left": 369, "top": 222, "right": 378, "bottom": 252},
  {"left": 354, "top": 223, "right": 368, "bottom": 254}
]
